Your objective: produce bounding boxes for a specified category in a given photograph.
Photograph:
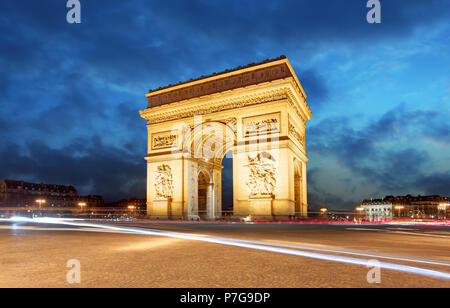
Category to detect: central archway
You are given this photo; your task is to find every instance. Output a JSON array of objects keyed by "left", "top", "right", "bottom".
[
  {"left": 222, "top": 150, "right": 234, "bottom": 218},
  {"left": 188, "top": 121, "right": 236, "bottom": 220}
]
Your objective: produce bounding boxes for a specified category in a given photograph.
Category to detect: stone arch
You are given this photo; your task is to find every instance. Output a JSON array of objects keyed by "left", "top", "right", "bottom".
[
  {"left": 188, "top": 121, "right": 236, "bottom": 162},
  {"left": 184, "top": 121, "right": 237, "bottom": 220}
]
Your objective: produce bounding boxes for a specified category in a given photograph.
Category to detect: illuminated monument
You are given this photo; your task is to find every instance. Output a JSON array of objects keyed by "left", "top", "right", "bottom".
[{"left": 140, "top": 56, "right": 312, "bottom": 220}]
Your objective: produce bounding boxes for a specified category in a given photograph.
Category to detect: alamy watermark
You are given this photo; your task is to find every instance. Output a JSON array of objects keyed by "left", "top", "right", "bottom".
[
  {"left": 66, "top": 0, "right": 81, "bottom": 24},
  {"left": 366, "top": 259, "right": 381, "bottom": 284},
  {"left": 366, "top": 0, "right": 381, "bottom": 24},
  {"left": 66, "top": 259, "right": 81, "bottom": 284}
]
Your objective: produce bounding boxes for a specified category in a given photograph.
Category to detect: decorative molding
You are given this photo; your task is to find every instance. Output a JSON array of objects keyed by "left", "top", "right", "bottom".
[
  {"left": 142, "top": 87, "right": 292, "bottom": 125},
  {"left": 246, "top": 152, "right": 277, "bottom": 197},
  {"left": 154, "top": 165, "right": 174, "bottom": 200},
  {"left": 222, "top": 117, "right": 237, "bottom": 136}
]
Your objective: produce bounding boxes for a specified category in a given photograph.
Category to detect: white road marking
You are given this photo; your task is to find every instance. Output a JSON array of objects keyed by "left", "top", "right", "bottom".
[
  {"left": 347, "top": 227, "right": 450, "bottom": 239},
  {"left": 386, "top": 231, "right": 450, "bottom": 239},
  {"left": 387, "top": 228, "right": 419, "bottom": 231},
  {"left": 345, "top": 228, "right": 384, "bottom": 232}
]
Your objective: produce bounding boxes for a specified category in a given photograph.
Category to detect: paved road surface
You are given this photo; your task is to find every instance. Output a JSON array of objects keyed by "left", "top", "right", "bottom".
[{"left": 0, "top": 219, "right": 449, "bottom": 288}]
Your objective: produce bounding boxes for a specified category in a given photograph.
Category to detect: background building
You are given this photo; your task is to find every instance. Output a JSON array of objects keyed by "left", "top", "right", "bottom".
[
  {"left": 0, "top": 179, "right": 104, "bottom": 208},
  {"left": 360, "top": 200, "right": 393, "bottom": 222},
  {"left": 361, "top": 195, "right": 449, "bottom": 220},
  {"left": 106, "top": 198, "right": 147, "bottom": 210}
]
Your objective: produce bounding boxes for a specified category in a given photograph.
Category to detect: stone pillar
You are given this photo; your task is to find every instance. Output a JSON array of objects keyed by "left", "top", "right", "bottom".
[{"left": 206, "top": 183, "right": 214, "bottom": 220}]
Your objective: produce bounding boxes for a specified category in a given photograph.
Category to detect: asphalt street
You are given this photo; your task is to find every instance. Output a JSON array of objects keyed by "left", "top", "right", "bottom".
[{"left": 0, "top": 219, "right": 449, "bottom": 288}]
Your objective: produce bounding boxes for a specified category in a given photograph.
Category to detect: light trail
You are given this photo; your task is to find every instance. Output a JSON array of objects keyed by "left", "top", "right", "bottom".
[
  {"left": 213, "top": 237, "right": 450, "bottom": 268},
  {"left": 2, "top": 217, "right": 450, "bottom": 281}
]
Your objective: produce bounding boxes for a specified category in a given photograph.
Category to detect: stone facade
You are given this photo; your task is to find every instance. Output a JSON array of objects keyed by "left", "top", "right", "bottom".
[
  {"left": 361, "top": 200, "right": 393, "bottom": 222},
  {"left": 140, "top": 56, "right": 311, "bottom": 220},
  {"left": 361, "top": 195, "right": 450, "bottom": 220}
]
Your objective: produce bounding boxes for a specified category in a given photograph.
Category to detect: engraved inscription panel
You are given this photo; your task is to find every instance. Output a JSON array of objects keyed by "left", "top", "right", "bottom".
[
  {"left": 151, "top": 131, "right": 178, "bottom": 150},
  {"left": 243, "top": 113, "right": 281, "bottom": 137}
]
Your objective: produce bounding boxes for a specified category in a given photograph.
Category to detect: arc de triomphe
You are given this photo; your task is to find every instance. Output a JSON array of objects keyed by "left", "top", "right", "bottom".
[{"left": 139, "top": 56, "right": 312, "bottom": 220}]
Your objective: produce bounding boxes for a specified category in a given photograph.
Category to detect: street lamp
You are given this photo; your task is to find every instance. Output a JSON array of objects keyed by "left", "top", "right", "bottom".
[
  {"left": 438, "top": 203, "right": 448, "bottom": 219},
  {"left": 356, "top": 206, "right": 364, "bottom": 217},
  {"left": 128, "top": 205, "right": 137, "bottom": 219},
  {"left": 78, "top": 202, "right": 87, "bottom": 208},
  {"left": 320, "top": 208, "right": 328, "bottom": 215},
  {"left": 354, "top": 207, "right": 365, "bottom": 223},
  {"left": 394, "top": 205, "right": 404, "bottom": 218},
  {"left": 36, "top": 199, "right": 46, "bottom": 209}
]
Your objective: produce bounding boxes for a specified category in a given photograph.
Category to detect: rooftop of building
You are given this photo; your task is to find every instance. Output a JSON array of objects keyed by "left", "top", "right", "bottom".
[
  {"left": 143, "top": 55, "right": 311, "bottom": 113},
  {"left": 148, "top": 55, "right": 288, "bottom": 94},
  {"left": 362, "top": 194, "right": 449, "bottom": 204},
  {"left": 1, "top": 179, "right": 77, "bottom": 193}
]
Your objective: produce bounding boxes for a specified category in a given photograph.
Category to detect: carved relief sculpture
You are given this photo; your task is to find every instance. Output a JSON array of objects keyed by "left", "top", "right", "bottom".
[
  {"left": 154, "top": 165, "right": 174, "bottom": 200},
  {"left": 246, "top": 152, "right": 277, "bottom": 197}
]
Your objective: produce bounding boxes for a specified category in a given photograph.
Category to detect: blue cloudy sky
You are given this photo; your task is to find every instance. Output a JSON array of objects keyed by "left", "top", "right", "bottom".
[{"left": 0, "top": 0, "right": 449, "bottom": 209}]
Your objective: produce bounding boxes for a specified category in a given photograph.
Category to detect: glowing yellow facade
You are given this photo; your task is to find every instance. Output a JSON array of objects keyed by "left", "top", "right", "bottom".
[{"left": 139, "top": 56, "right": 312, "bottom": 220}]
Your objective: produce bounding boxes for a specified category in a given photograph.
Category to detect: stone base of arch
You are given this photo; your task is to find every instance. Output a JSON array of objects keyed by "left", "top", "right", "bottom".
[
  {"left": 148, "top": 199, "right": 171, "bottom": 220},
  {"left": 248, "top": 195, "right": 274, "bottom": 219}
]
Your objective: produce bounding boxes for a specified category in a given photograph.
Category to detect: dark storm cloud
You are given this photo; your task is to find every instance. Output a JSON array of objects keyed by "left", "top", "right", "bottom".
[
  {"left": 0, "top": 138, "right": 146, "bottom": 202},
  {"left": 306, "top": 168, "right": 350, "bottom": 210},
  {"left": 296, "top": 69, "right": 329, "bottom": 111},
  {"left": 308, "top": 191, "right": 351, "bottom": 211},
  {"left": 414, "top": 172, "right": 450, "bottom": 196},
  {"left": 425, "top": 121, "right": 450, "bottom": 145},
  {"left": 307, "top": 105, "right": 447, "bottom": 196},
  {"left": 2, "top": 0, "right": 449, "bottom": 90},
  {"left": 0, "top": 0, "right": 449, "bottom": 203}
]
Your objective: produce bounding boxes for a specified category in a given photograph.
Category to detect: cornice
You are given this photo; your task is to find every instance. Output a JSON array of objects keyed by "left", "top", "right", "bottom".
[{"left": 140, "top": 80, "right": 311, "bottom": 125}]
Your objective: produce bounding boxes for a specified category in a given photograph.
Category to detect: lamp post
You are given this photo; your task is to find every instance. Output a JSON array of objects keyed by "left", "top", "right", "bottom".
[
  {"left": 356, "top": 206, "right": 364, "bottom": 217},
  {"left": 36, "top": 199, "right": 46, "bottom": 209},
  {"left": 78, "top": 202, "right": 87, "bottom": 208},
  {"left": 355, "top": 207, "right": 364, "bottom": 223},
  {"left": 35, "top": 199, "right": 46, "bottom": 217},
  {"left": 438, "top": 203, "right": 448, "bottom": 220},
  {"left": 320, "top": 208, "right": 328, "bottom": 219},
  {"left": 394, "top": 205, "right": 404, "bottom": 218},
  {"left": 128, "top": 205, "right": 136, "bottom": 219}
]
